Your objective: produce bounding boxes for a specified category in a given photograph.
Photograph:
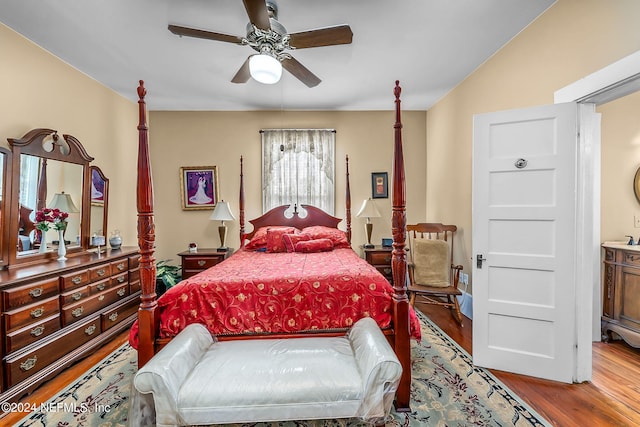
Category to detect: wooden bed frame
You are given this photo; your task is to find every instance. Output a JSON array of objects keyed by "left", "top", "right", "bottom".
[{"left": 134, "top": 80, "right": 411, "bottom": 411}]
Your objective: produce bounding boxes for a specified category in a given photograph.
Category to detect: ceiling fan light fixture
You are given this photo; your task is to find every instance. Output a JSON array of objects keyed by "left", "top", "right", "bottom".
[{"left": 249, "top": 53, "right": 282, "bottom": 84}]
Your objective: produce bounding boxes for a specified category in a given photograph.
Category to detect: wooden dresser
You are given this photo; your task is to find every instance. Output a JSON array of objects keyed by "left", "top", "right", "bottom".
[
  {"left": 0, "top": 247, "right": 140, "bottom": 403},
  {"left": 602, "top": 243, "right": 640, "bottom": 347}
]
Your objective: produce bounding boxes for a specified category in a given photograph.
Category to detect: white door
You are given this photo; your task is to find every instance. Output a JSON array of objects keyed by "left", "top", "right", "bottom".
[{"left": 472, "top": 102, "right": 596, "bottom": 383}]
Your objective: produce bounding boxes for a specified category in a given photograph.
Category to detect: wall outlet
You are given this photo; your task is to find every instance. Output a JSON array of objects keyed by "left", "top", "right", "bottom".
[
  {"left": 460, "top": 272, "right": 469, "bottom": 285},
  {"left": 635, "top": 215, "right": 640, "bottom": 228}
]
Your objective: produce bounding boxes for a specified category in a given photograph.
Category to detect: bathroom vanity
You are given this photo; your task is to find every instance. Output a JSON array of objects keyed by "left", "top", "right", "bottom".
[{"left": 602, "top": 242, "right": 640, "bottom": 347}]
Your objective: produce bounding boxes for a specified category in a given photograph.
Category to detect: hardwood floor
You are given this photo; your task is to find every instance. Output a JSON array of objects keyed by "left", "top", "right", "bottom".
[
  {"left": 3, "top": 305, "right": 640, "bottom": 426},
  {"left": 417, "top": 302, "right": 640, "bottom": 427}
]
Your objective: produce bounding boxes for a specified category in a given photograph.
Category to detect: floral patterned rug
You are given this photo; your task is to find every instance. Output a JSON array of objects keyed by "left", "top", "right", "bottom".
[{"left": 16, "top": 311, "right": 551, "bottom": 427}]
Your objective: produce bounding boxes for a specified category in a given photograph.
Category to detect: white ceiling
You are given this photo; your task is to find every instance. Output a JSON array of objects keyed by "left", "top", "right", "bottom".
[{"left": 0, "top": 0, "right": 555, "bottom": 111}]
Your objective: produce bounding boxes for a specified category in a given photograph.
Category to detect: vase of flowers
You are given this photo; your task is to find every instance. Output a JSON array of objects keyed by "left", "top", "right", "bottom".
[{"left": 34, "top": 208, "right": 69, "bottom": 256}]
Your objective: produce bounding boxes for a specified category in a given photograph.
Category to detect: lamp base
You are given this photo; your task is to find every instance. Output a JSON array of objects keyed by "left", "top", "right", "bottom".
[
  {"left": 363, "top": 243, "right": 375, "bottom": 249},
  {"left": 218, "top": 225, "right": 228, "bottom": 253},
  {"left": 216, "top": 247, "right": 229, "bottom": 252}
]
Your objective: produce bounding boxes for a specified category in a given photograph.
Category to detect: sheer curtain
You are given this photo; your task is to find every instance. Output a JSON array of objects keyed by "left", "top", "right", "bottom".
[{"left": 262, "top": 129, "right": 335, "bottom": 214}]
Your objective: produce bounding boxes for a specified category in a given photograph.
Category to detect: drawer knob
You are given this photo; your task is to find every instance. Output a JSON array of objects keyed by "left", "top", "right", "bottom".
[
  {"left": 97, "top": 268, "right": 106, "bottom": 277},
  {"left": 117, "top": 288, "right": 126, "bottom": 297},
  {"left": 116, "top": 262, "right": 125, "bottom": 271},
  {"left": 198, "top": 260, "right": 206, "bottom": 267},
  {"left": 20, "top": 356, "right": 37, "bottom": 372},
  {"left": 72, "top": 292, "right": 83, "bottom": 301},
  {"left": 72, "top": 307, "right": 84, "bottom": 318},
  {"left": 30, "top": 325, "right": 45, "bottom": 337},
  {"left": 98, "top": 295, "right": 105, "bottom": 301},
  {"left": 85, "top": 325, "right": 97, "bottom": 336},
  {"left": 30, "top": 307, "right": 44, "bottom": 318},
  {"left": 29, "top": 287, "right": 43, "bottom": 298},
  {"left": 72, "top": 276, "right": 82, "bottom": 285},
  {"left": 97, "top": 283, "right": 106, "bottom": 291},
  {"left": 109, "top": 312, "right": 119, "bottom": 322},
  {"left": 384, "top": 256, "right": 391, "bottom": 263},
  {"left": 117, "top": 276, "right": 126, "bottom": 283}
]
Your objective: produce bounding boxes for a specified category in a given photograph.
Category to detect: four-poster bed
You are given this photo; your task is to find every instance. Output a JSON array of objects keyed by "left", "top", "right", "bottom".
[{"left": 133, "top": 80, "right": 412, "bottom": 411}]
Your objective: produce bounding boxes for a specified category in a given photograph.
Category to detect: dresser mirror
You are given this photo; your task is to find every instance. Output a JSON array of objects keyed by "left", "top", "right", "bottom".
[
  {"left": 89, "top": 165, "right": 109, "bottom": 240},
  {"left": 7, "top": 128, "right": 94, "bottom": 265},
  {"left": 0, "top": 147, "right": 11, "bottom": 268}
]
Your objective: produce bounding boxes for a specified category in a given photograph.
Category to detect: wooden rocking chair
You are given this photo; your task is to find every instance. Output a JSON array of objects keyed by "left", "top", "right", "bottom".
[{"left": 407, "top": 223, "right": 464, "bottom": 325}]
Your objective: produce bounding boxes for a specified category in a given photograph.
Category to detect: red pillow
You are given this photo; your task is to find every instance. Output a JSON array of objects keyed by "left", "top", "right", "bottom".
[
  {"left": 282, "top": 233, "right": 311, "bottom": 252},
  {"left": 246, "top": 226, "right": 296, "bottom": 250},
  {"left": 266, "top": 227, "right": 298, "bottom": 253},
  {"left": 244, "top": 227, "right": 269, "bottom": 250},
  {"left": 294, "top": 238, "right": 334, "bottom": 253},
  {"left": 300, "top": 226, "right": 350, "bottom": 248}
]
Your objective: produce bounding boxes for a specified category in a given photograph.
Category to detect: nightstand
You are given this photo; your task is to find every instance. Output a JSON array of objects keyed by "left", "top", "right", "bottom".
[
  {"left": 178, "top": 248, "right": 233, "bottom": 279},
  {"left": 363, "top": 245, "right": 393, "bottom": 283}
]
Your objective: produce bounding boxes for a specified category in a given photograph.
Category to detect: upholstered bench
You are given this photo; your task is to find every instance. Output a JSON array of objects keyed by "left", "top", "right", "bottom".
[{"left": 130, "top": 317, "right": 402, "bottom": 426}]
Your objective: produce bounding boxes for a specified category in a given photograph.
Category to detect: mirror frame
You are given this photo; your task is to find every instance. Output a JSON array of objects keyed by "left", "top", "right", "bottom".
[
  {"left": 7, "top": 128, "right": 94, "bottom": 266},
  {"left": 0, "top": 147, "right": 12, "bottom": 268},
  {"left": 89, "top": 165, "right": 109, "bottom": 242}
]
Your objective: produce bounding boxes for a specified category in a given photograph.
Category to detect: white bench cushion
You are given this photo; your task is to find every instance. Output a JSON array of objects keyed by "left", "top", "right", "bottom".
[{"left": 178, "top": 337, "right": 362, "bottom": 424}]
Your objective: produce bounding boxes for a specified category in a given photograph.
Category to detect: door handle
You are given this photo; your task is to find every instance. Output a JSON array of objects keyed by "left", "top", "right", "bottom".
[{"left": 476, "top": 254, "right": 487, "bottom": 269}]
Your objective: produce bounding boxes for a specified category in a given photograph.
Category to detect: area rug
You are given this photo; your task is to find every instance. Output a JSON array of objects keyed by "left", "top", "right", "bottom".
[{"left": 16, "top": 311, "right": 551, "bottom": 427}]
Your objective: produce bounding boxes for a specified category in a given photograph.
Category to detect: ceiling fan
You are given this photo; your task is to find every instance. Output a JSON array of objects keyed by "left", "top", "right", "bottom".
[{"left": 168, "top": 0, "right": 353, "bottom": 88}]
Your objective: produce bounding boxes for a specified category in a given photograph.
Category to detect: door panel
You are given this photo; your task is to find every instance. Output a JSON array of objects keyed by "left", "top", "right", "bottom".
[{"left": 472, "top": 102, "right": 579, "bottom": 383}]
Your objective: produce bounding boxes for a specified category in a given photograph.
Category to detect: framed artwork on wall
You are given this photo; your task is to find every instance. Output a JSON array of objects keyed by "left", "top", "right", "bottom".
[
  {"left": 371, "top": 172, "right": 388, "bottom": 199},
  {"left": 180, "top": 166, "right": 219, "bottom": 210}
]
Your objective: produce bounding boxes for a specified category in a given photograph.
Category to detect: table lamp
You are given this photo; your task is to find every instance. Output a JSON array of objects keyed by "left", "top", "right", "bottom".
[
  {"left": 356, "top": 198, "right": 381, "bottom": 249},
  {"left": 49, "top": 191, "right": 80, "bottom": 243},
  {"left": 209, "top": 200, "right": 235, "bottom": 251}
]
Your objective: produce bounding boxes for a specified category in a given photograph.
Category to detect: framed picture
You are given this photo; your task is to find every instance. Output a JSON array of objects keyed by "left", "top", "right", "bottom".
[
  {"left": 371, "top": 172, "right": 388, "bottom": 199},
  {"left": 91, "top": 167, "right": 106, "bottom": 206},
  {"left": 180, "top": 166, "right": 219, "bottom": 210}
]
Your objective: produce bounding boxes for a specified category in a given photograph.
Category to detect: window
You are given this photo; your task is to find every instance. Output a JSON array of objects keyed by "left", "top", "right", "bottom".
[{"left": 261, "top": 129, "right": 335, "bottom": 214}]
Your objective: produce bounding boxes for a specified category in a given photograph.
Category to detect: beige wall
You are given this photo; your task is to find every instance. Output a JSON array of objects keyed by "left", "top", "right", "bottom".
[
  {"left": 427, "top": 0, "right": 640, "bottom": 291},
  {"left": 148, "top": 110, "right": 426, "bottom": 262},
  {"left": 0, "top": 23, "right": 139, "bottom": 252}
]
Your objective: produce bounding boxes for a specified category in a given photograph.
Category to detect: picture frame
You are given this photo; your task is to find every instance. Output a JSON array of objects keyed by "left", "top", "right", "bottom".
[
  {"left": 180, "top": 166, "right": 219, "bottom": 210},
  {"left": 91, "top": 167, "right": 106, "bottom": 206},
  {"left": 371, "top": 172, "right": 388, "bottom": 199}
]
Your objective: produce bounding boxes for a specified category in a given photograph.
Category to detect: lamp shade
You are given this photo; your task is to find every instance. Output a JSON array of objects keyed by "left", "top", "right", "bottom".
[
  {"left": 49, "top": 192, "right": 79, "bottom": 213},
  {"left": 249, "top": 53, "right": 282, "bottom": 84},
  {"left": 209, "top": 201, "right": 235, "bottom": 222},
  {"left": 356, "top": 198, "right": 381, "bottom": 219}
]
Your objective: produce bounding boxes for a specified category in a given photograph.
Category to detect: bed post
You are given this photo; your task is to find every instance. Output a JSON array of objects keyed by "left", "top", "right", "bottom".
[
  {"left": 136, "top": 80, "right": 158, "bottom": 368},
  {"left": 345, "top": 155, "right": 352, "bottom": 244},
  {"left": 391, "top": 80, "right": 411, "bottom": 412},
  {"left": 239, "top": 156, "right": 245, "bottom": 248}
]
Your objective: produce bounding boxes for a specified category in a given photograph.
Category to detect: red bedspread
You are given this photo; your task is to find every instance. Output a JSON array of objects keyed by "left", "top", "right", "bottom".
[{"left": 129, "top": 247, "right": 420, "bottom": 348}]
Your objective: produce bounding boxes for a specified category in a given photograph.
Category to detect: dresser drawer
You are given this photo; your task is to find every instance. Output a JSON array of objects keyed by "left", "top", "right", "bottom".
[
  {"left": 183, "top": 256, "right": 223, "bottom": 270},
  {"left": 4, "top": 296, "right": 60, "bottom": 332},
  {"left": 375, "top": 266, "right": 393, "bottom": 279},
  {"left": 129, "top": 255, "right": 141, "bottom": 269},
  {"left": 89, "top": 278, "right": 111, "bottom": 294},
  {"left": 61, "top": 285, "right": 129, "bottom": 326},
  {"left": 5, "top": 314, "right": 61, "bottom": 354},
  {"left": 101, "top": 295, "right": 140, "bottom": 331},
  {"left": 60, "top": 269, "right": 90, "bottom": 291},
  {"left": 4, "top": 316, "right": 101, "bottom": 388},
  {"left": 623, "top": 251, "right": 640, "bottom": 267},
  {"left": 89, "top": 264, "right": 111, "bottom": 282},
  {"left": 367, "top": 251, "right": 392, "bottom": 265},
  {"left": 111, "top": 272, "right": 128, "bottom": 288},
  {"left": 60, "top": 285, "right": 92, "bottom": 306},
  {"left": 2, "top": 277, "right": 59, "bottom": 311},
  {"left": 111, "top": 259, "right": 129, "bottom": 274}
]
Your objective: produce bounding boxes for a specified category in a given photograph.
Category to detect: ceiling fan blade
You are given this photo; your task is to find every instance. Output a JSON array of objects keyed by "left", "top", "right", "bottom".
[
  {"left": 288, "top": 25, "right": 353, "bottom": 49},
  {"left": 243, "top": 0, "right": 271, "bottom": 30},
  {"left": 282, "top": 56, "right": 321, "bottom": 88},
  {"left": 231, "top": 57, "right": 252, "bottom": 84},
  {"left": 168, "top": 24, "right": 244, "bottom": 45}
]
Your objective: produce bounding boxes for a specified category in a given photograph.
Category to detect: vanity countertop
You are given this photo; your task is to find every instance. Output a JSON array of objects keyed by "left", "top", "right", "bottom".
[{"left": 602, "top": 241, "right": 640, "bottom": 252}]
